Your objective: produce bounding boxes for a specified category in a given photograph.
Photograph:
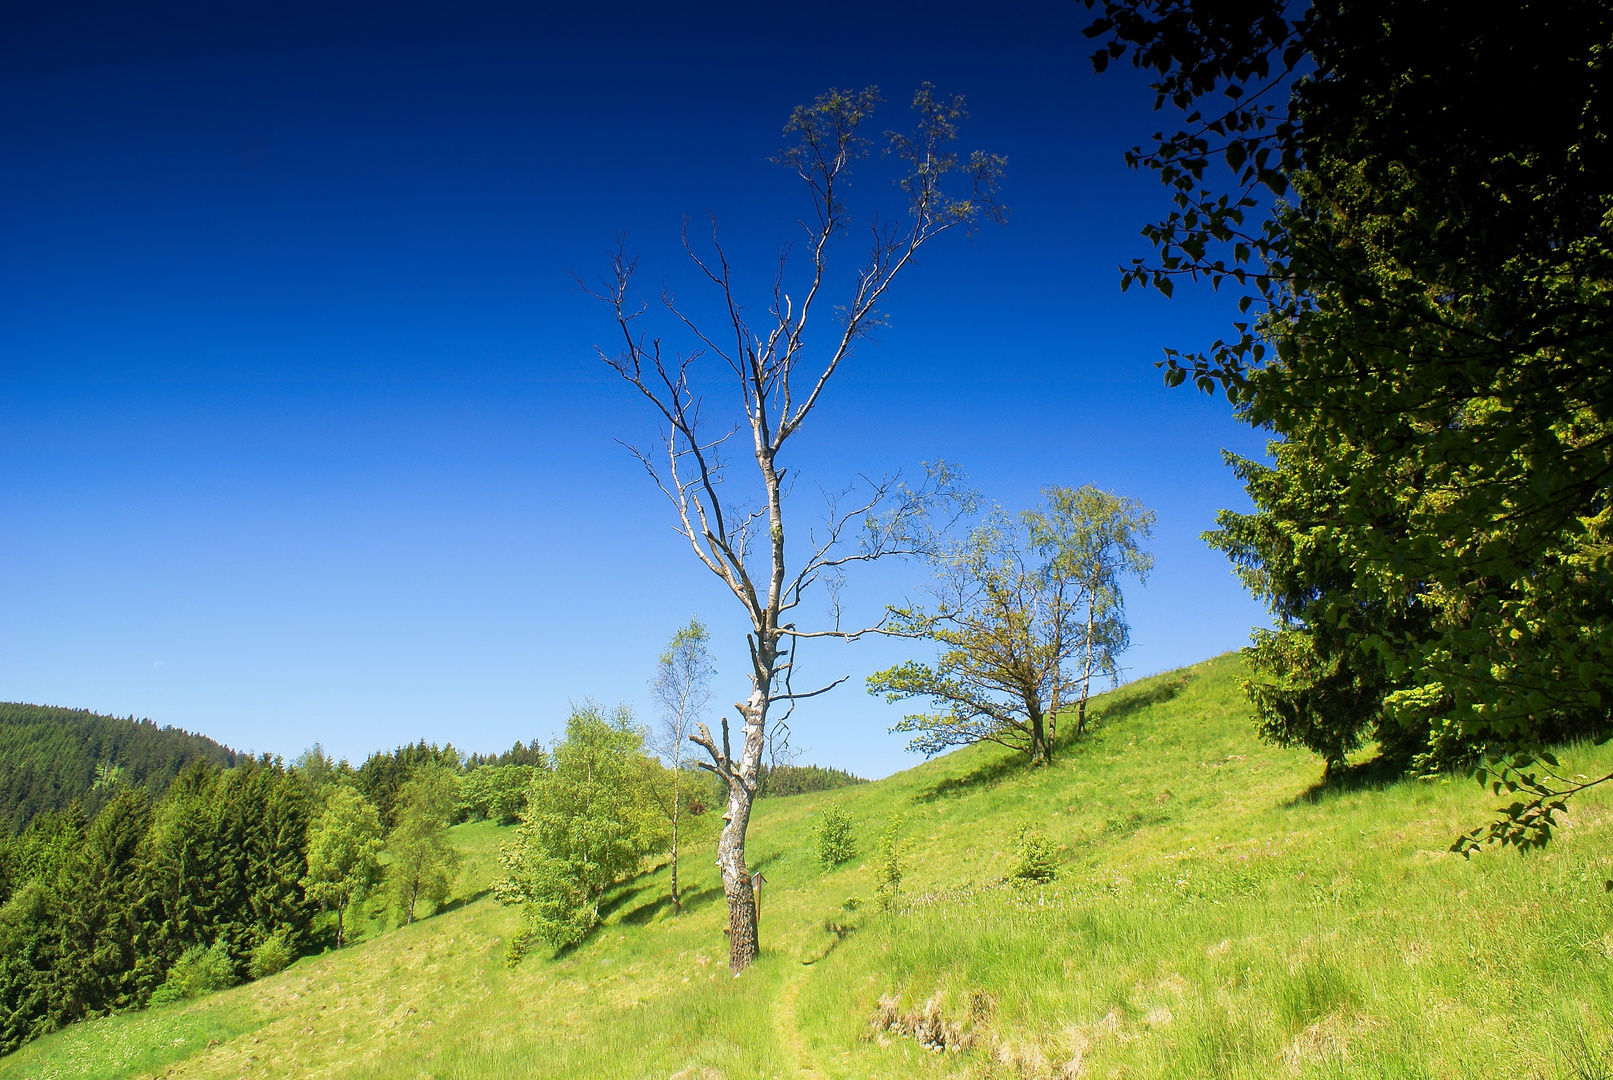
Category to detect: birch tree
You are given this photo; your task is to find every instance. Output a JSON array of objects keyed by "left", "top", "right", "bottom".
[
  {"left": 385, "top": 766, "right": 461, "bottom": 925},
  {"left": 1026, "top": 485, "right": 1155, "bottom": 736},
  {"left": 649, "top": 618, "right": 714, "bottom": 915},
  {"left": 494, "top": 703, "right": 657, "bottom": 957},
  {"left": 587, "top": 85, "right": 1002, "bottom": 972},
  {"left": 871, "top": 487, "right": 1153, "bottom": 765}
]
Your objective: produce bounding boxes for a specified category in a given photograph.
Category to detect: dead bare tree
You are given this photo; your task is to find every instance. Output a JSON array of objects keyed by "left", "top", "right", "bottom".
[{"left": 584, "top": 84, "right": 1003, "bottom": 974}]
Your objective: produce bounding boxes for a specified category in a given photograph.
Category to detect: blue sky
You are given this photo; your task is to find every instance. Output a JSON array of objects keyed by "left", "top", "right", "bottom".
[{"left": 1, "top": 0, "right": 1270, "bottom": 777}]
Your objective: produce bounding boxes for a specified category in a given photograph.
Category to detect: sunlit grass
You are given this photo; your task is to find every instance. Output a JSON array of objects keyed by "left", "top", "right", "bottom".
[{"left": 7, "top": 653, "right": 1612, "bottom": 1078}]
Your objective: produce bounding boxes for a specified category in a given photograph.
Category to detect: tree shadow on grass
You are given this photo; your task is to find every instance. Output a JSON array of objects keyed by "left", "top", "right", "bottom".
[
  {"left": 912, "top": 751, "right": 1029, "bottom": 803},
  {"left": 619, "top": 885, "right": 724, "bottom": 924},
  {"left": 1083, "top": 676, "right": 1190, "bottom": 731},
  {"left": 800, "top": 916, "right": 859, "bottom": 965},
  {"left": 598, "top": 882, "right": 653, "bottom": 920},
  {"left": 1285, "top": 756, "right": 1405, "bottom": 806},
  {"left": 912, "top": 678, "right": 1194, "bottom": 803},
  {"left": 436, "top": 887, "right": 491, "bottom": 916}
]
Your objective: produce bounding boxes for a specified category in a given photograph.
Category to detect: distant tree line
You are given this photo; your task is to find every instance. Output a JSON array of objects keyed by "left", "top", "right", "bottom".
[
  {"left": 755, "top": 763, "right": 866, "bottom": 800},
  {"left": 0, "top": 758, "right": 310, "bottom": 1053},
  {"left": 0, "top": 622, "right": 883, "bottom": 1054}
]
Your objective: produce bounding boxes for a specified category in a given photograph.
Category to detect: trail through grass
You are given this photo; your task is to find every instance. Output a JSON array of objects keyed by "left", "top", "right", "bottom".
[{"left": 8, "top": 653, "right": 1613, "bottom": 1078}]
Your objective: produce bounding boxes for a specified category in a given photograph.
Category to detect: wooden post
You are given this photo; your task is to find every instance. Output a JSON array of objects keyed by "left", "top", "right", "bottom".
[{"left": 750, "top": 871, "right": 767, "bottom": 949}]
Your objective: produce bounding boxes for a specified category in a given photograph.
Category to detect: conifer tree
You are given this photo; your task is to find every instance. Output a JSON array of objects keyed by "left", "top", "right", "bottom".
[
  {"left": 0, "top": 880, "right": 63, "bottom": 1053},
  {"left": 54, "top": 787, "right": 155, "bottom": 1019}
]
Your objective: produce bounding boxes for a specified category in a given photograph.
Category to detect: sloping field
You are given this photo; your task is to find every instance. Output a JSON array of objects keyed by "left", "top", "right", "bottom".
[{"left": 10, "top": 653, "right": 1613, "bottom": 1079}]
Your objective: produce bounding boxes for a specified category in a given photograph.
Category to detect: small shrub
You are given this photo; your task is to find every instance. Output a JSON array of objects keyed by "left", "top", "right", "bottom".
[
  {"left": 873, "top": 814, "right": 911, "bottom": 912},
  {"left": 842, "top": 896, "right": 862, "bottom": 911},
  {"left": 249, "top": 932, "right": 295, "bottom": 980},
  {"left": 151, "top": 940, "right": 236, "bottom": 1004},
  {"left": 814, "top": 805, "right": 857, "bottom": 868},
  {"left": 1009, "top": 822, "right": 1056, "bottom": 884}
]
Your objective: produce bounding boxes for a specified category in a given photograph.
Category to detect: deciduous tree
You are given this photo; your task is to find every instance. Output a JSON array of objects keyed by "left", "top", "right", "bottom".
[
  {"left": 494, "top": 704, "right": 658, "bottom": 957},
  {"left": 586, "top": 84, "right": 1000, "bottom": 972},
  {"left": 300, "top": 786, "right": 383, "bottom": 949},
  {"left": 871, "top": 488, "right": 1152, "bottom": 765},
  {"left": 386, "top": 766, "right": 461, "bottom": 925},
  {"left": 1083, "top": 0, "right": 1613, "bottom": 847},
  {"left": 648, "top": 618, "right": 715, "bottom": 914}
]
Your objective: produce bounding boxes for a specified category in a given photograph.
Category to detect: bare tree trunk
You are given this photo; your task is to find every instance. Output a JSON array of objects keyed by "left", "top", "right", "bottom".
[
  {"left": 1078, "top": 599, "right": 1096, "bottom": 736},
  {"left": 670, "top": 767, "right": 681, "bottom": 914},
  {"left": 717, "top": 804, "right": 757, "bottom": 971},
  {"left": 713, "top": 686, "right": 767, "bottom": 971}
]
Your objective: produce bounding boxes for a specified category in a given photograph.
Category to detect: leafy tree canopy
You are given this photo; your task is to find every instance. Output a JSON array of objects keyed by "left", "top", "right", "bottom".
[
  {"left": 1084, "top": 0, "right": 1613, "bottom": 847},
  {"left": 872, "top": 486, "right": 1152, "bottom": 765},
  {"left": 301, "top": 786, "right": 383, "bottom": 949},
  {"left": 494, "top": 703, "right": 660, "bottom": 957}
]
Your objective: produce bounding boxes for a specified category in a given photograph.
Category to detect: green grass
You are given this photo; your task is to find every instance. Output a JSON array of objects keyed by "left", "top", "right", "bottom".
[{"left": 8, "top": 653, "right": 1613, "bottom": 1078}]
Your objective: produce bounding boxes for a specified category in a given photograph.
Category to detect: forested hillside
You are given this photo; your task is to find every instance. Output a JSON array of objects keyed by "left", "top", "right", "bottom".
[{"left": 0, "top": 704, "right": 238, "bottom": 832}]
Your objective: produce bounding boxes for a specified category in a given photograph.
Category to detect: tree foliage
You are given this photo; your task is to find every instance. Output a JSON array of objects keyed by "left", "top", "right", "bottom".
[
  {"left": 872, "top": 815, "right": 911, "bottom": 913},
  {"left": 385, "top": 766, "right": 461, "bottom": 925},
  {"left": 494, "top": 704, "right": 659, "bottom": 957},
  {"left": 459, "top": 763, "right": 538, "bottom": 825},
  {"left": 0, "top": 755, "right": 312, "bottom": 1053},
  {"left": 149, "top": 940, "right": 235, "bottom": 1005},
  {"left": 300, "top": 786, "right": 383, "bottom": 949},
  {"left": 872, "top": 487, "right": 1152, "bottom": 765},
  {"left": 1008, "top": 822, "right": 1056, "bottom": 885},
  {"left": 1085, "top": 0, "right": 1613, "bottom": 847},
  {"left": 355, "top": 740, "right": 464, "bottom": 833},
  {"left": 813, "top": 805, "right": 857, "bottom": 868}
]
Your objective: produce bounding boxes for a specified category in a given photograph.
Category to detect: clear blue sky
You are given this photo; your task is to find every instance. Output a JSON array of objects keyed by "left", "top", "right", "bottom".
[{"left": 1, "top": 0, "right": 1270, "bottom": 777}]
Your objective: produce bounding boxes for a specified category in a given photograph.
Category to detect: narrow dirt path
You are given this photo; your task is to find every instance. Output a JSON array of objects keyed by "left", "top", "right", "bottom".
[{"left": 772, "top": 967, "right": 823, "bottom": 1079}]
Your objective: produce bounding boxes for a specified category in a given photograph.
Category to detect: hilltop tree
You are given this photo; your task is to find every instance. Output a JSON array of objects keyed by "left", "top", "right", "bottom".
[
  {"left": 1029, "top": 486, "right": 1155, "bottom": 736},
  {"left": 587, "top": 84, "right": 1001, "bottom": 973},
  {"left": 648, "top": 618, "right": 715, "bottom": 915},
  {"left": 300, "top": 786, "right": 383, "bottom": 949},
  {"left": 1082, "top": 0, "right": 1613, "bottom": 846},
  {"left": 386, "top": 766, "right": 461, "bottom": 925},
  {"left": 494, "top": 703, "right": 659, "bottom": 956},
  {"left": 871, "top": 487, "right": 1152, "bottom": 764}
]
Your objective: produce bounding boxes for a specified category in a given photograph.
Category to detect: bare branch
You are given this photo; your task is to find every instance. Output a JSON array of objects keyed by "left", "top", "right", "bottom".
[{"left": 772, "top": 675, "right": 850, "bottom": 702}]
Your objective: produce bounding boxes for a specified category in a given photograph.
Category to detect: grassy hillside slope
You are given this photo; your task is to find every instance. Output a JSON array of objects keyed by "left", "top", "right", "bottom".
[{"left": 9, "top": 653, "right": 1613, "bottom": 1079}]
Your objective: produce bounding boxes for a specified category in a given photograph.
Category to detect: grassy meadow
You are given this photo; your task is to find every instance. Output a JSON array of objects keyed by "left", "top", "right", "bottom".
[{"left": 9, "top": 652, "right": 1613, "bottom": 1079}]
